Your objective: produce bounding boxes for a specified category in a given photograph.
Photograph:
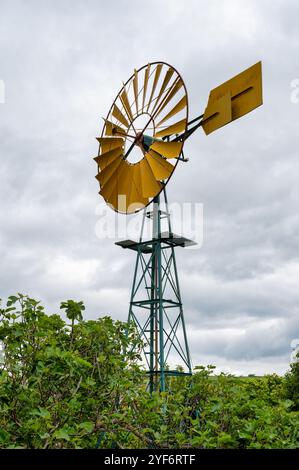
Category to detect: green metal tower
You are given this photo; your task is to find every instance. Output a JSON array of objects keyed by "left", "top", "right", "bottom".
[{"left": 116, "top": 189, "right": 195, "bottom": 392}]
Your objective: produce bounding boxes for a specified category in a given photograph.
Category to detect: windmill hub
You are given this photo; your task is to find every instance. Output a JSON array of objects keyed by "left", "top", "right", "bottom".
[{"left": 126, "top": 113, "right": 155, "bottom": 163}]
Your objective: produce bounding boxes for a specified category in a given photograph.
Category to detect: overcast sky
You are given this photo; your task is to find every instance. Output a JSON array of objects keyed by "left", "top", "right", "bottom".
[{"left": 1, "top": 0, "right": 299, "bottom": 375}]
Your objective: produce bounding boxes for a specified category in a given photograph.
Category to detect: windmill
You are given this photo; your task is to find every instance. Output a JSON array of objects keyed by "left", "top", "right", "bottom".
[{"left": 94, "top": 61, "right": 263, "bottom": 392}]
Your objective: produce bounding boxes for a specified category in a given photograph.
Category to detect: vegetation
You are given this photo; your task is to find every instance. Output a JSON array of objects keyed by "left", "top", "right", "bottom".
[
  {"left": 284, "top": 357, "right": 299, "bottom": 411},
  {"left": 0, "top": 294, "right": 298, "bottom": 449}
]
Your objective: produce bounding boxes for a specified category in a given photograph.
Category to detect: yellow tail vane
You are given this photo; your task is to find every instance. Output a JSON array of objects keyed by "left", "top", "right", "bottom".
[
  {"left": 203, "top": 61, "right": 262, "bottom": 134},
  {"left": 202, "top": 91, "right": 232, "bottom": 135}
]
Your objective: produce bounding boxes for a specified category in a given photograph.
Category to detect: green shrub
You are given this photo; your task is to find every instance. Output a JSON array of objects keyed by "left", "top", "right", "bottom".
[
  {"left": 0, "top": 294, "right": 298, "bottom": 449},
  {"left": 284, "top": 356, "right": 299, "bottom": 410}
]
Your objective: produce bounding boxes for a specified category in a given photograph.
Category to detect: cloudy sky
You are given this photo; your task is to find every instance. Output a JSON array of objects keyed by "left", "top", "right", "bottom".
[{"left": 1, "top": 0, "right": 299, "bottom": 375}]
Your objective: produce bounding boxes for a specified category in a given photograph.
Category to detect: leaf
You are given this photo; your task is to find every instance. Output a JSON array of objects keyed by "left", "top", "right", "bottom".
[
  {"left": 211, "top": 402, "right": 222, "bottom": 413},
  {"left": 282, "top": 400, "right": 293, "bottom": 410},
  {"left": 0, "top": 428, "right": 10, "bottom": 443},
  {"left": 218, "top": 432, "right": 236, "bottom": 446},
  {"left": 53, "top": 429, "right": 70, "bottom": 441},
  {"left": 30, "top": 407, "right": 51, "bottom": 419},
  {"left": 6, "top": 296, "right": 18, "bottom": 307},
  {"left": 85, "top": 377, "right": 96, "bottom": 387},
  {"left": 78, "top": 422, "right": 94, "bottom": 433},
  {"left": 97, "top": 353, "right": 106, "bottom": 363}
]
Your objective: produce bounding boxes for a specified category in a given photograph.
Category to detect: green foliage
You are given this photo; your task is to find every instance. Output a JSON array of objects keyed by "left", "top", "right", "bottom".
[
  {"left": 185, "top": 369, "right": 298, "bottom": 449},
  {"left": 0, "top": 294, "right": 143, "bottom": 448},
  {"left": 284, "top": 355, "right": 299, "bottom": 410},
  {"left": 0, "top": 294, "right": 298, "bottom": 449},
  {"left": 60, "top": 300, "right": 85, "bottom": 323}
]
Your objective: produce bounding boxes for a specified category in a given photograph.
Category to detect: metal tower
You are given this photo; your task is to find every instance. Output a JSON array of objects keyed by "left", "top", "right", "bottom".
[{"left": 116, "top": 189, "right": 195, "bottom": 392}]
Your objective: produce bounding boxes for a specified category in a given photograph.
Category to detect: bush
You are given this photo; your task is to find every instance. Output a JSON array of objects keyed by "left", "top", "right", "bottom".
[
  {"left": 0, "top": 294, "right": 298, "bottom": 449},
  {"left": 0, "top": 294, "right": 143, "bottom": 448},
  {"left": 284, "top": 356, "right": 299, "bottom": 410}
]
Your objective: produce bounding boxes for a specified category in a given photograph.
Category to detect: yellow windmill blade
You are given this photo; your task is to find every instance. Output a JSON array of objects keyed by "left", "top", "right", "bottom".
[
  {"left": 120, "top": 86, "right": 134, "bottom": 122},
  {"left": 145, "top": 150, "right": 174, "bottom": 180},
  {"left": 155, "top": 96, "right": 187, "bottom": 127},
  {"left": 133, "top": 68, "right": 139, "bottom": 115},
  {"left": 203, "top": 61, "right": 263, "bottom": 134},
  {"left": 114, "top": 160, "right": 132, "bottom": 213},
  {"left": 112, "top": 104, "right": 130, "bottom": 128},
  {"left": 128, "top": 164, "right": 149, "bottom": 211},
  {"left": 146, "top": 63, "right": 163, "bottom": 112},
  {"left": 142, "top": 64, "right": 150, "bottom": 112},
  {"left": 99, "top": 172, "right": 119, "bottom": 208},
  {"left": 104, "top": 119, "right": 127, "bottom": 137},
  {"left": 111, "top": 161, "right": 148, "bottom": 214},
  {"left": 96, "top": 137, "right": 124, "bottom": 153},
  {"left": 94, "top": 146, "right": 123, "bottom": 170},
  {"left": 98, "top": 156, "right": 128, "bottom": 199},
  {"left": 153, "top": 78, "right": 183, "bottom": 119},
  {"left": 154, "top": 119, "right": 187, "bottom": 138},
  {"left": 128, "top": 180, "right": 143, "bottom": 212},
  {"left": 139, "top": 158, "right": 162, "bottom": 198},
  {"left": 96, "top": 155, "right": 123, "bottom": 188},
  {"left": 100, "top": 186, "right": 118, "bottom": 210},
  {"left": 150, "top": 141, "right": 183, "bottom": 159},
  {"left": 151, "top": 67, "right": 175, "bottom": 114}
]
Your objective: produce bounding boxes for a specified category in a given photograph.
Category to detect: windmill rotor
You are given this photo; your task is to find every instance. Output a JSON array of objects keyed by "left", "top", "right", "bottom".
[{"left": 94, "top": 62, "right": 189, "bottom": 214}]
